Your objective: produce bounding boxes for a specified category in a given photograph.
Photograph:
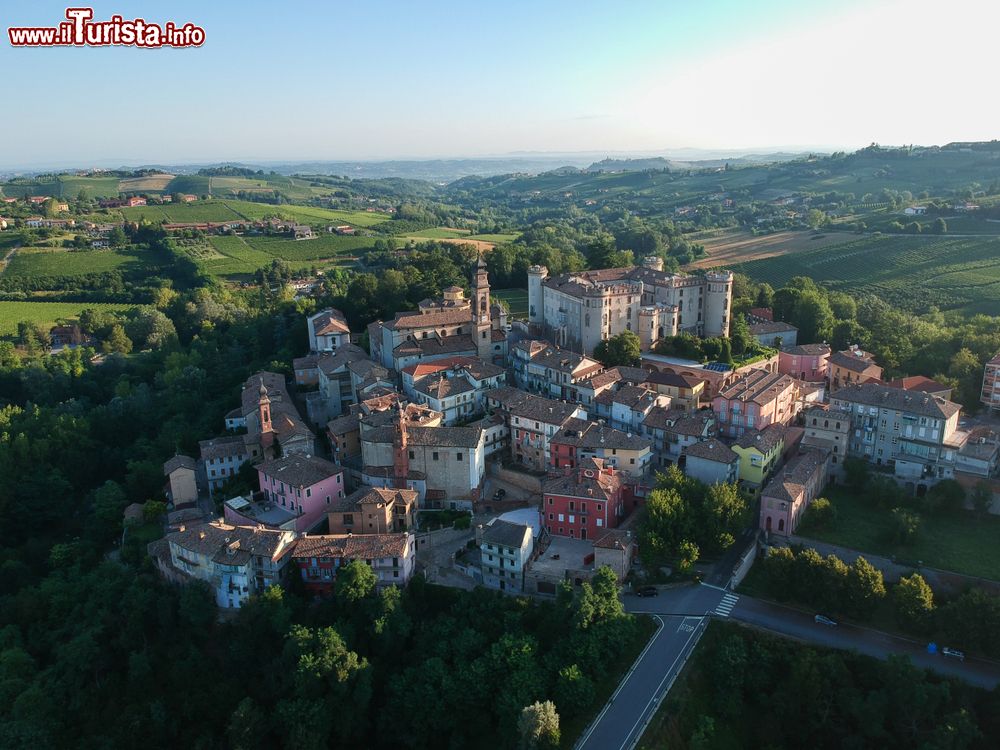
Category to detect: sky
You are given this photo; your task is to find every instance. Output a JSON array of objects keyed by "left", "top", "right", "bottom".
[{"left": 1, "top": 0, "right": 998, "bottom": 169}]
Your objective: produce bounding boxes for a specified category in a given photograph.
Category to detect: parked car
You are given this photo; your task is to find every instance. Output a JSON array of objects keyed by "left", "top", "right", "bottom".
[
  {"left": 492, "top": 488, "right": 506, "bottom": 501},
  {"left": 814, "top": 614, "right": 837, "bottom": 627},
  {"left": 635, "top": 586, "right": 659, "bottom": 598},
  {"left": 942, "top": 647, "right": 966, "bottom": 662}
]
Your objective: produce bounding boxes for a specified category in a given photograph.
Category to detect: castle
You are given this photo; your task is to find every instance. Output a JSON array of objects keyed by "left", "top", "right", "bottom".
[{"left": 527, "top": 256, "right": 733, "bottom": 354}]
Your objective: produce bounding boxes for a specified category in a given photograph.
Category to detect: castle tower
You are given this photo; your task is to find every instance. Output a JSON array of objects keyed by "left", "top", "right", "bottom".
[
  {"left": 638, "top": 307, "right": 658, "bottom": 352},
  {"left": 392, "top": 403, "right": 409, "bottom": 489},
  {"left": 703, "top": 270, "right": 734, "bottom": 338},
  {"left": 642, "top": 255, "right": 664, "bottom": 272},
  {"left": 527, "top": 264, "right": 548, "bottom": 329},
  {"left": 473, "top": 254, "right": 492, "bottom": 360},
  {"left": 258, "top": 379, "right": 274, "bottom": 451}
]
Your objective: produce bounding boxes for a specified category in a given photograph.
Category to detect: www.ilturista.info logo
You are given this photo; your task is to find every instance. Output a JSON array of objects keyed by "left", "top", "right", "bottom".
[{"left": 8, "top": 7, "right": 205, "bottom": 48}]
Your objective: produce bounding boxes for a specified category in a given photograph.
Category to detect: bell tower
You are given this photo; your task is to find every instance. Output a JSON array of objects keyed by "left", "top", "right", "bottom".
[
  {"left": 473, "top": 254, "right": 492, "bottom": 360},
  {"left": 258, "top": 378, "right": 274, "bottom": 451},
  {"left": 392, "top": 403, "right": 409, "bottom": 489}
]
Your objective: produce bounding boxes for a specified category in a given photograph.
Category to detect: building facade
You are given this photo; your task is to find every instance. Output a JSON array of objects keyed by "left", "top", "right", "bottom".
[
  {"left": 290, "top": 533, "right": 415, "bottom": 595},
  {"left": 478, "top": 519, "right": 534, "bottom": 592},
  {"left": 713, "top": 369, "right": 798, "bottom": 439},
  {"left": 778, "top": 343, "right": 831, "bottom": 382},
  {"left": 527, "top": 258, "right": 733, "bottom": 354},
  {"left": 541, "top": 459, "right": 624, "bottom": 541}
]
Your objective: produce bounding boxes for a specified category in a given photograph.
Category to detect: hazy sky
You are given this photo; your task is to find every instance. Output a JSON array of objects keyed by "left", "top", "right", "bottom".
[{"left": 2, "top": 0, "right": 998, "bottom": 168}]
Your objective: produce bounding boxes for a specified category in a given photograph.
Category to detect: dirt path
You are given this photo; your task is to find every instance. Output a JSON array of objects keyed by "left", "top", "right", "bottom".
[{"left": 0, "top": 244, "right": 19, "bottom": 274}]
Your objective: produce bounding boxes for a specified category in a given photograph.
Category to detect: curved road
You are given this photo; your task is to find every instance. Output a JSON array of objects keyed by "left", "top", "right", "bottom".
[{"left": 577, "top": 583, "right": 1000, "bottom": 749}]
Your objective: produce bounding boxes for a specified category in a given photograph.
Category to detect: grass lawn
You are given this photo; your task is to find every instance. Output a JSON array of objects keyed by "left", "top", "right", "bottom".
[
  {"left": 405, "top": 227, "right": 472, "bottom": 239},
  {"left": 493, "top": 288, "right": 529, "bottom": 318},
  {"left": 797, "top": 485, "right": 1000, "bottom": 580},
  {"left": 562, "top": 614, "right": 658, "bottom": 749},
  {"left": 4, "top": 246, "right": 146, "bottom": 278},
  {"left": 0, "top": 301, "right": 140, "bottom": 336}
]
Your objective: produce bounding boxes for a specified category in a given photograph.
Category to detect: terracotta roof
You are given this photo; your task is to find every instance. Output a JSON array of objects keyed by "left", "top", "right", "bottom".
[
  {"left": 642, "top": 406, "right": 714, "bottom": 437},
  {"left": 593, "top": 529, "right": 634, "bottom": 550},
  {"left": 684, "top": 440, "right": 739, "bottom": 464},
  {"left": 552, "top": 420, "right": 652, "bottom": 451},
  {"left": 543, "top": 458, "right": 621, "bottom": 498},
  {"left": 166, "top": 521, "right": 292, "bottom": 562},
  {"left": 830, "top": 349, "right": 880, "bottom": 373},
  {"left": 646, "top": 370, "right": 704, "bottom": 389},
  {"left": 888, "top": 375, "right": 951, "bottom": 394},
  {"left": 386, "top": 309, "right": 473, "bottom": 330},
  {"left": 413, "top": 372, "right": 478, "bottom": 399},
  {"left": 761, "top": 449, "right": 829, "bottom": 504},
  {"left": 748, "top": 319, "right": 798, "bottom": 335},
  {"left": 258, "top": 453, "right": 342, "bottom": 488},
  {"left": 480, "top": 519, "right": 531, "bottom": 549},
  {"left": 163, "top": 454, "right": 196, "bottom": 475},
  {"left": 509, "top": 394, "right": 581, "bottom": 425},
  {"left": 414, "top": 334, "right": 477, "bottom": 355},
  {"left": 316, "top": 344, "right": 371, "bottom": 375},
  {"left": 311, "top": 308, "right": 350, "bottom": 336},
  {"left": 780, "top": 343, "right": 831, "bottom": 357},
  {"left": 735, "top": 424, "right": 786, "bottom": 453},
  {"left": 293, "top": 354, "right": 319, "bottom": 370},
  {"left": 327, "top": 414, "right": 360, "bottom": 436},
  {"left": 199, "top": 436, "right": 250, "bottom": 461},
  {"left": 331, "top": 486, "right": 417, "bottom": 512},
  {"left": 831, "top": 382, "right": 961, "bottom": 420},
  {"left": 291, "top": 533, "right": 411, "bottom": 560},
  {"left": 717, "top": 369, "right": 796, "bottom": 405}
]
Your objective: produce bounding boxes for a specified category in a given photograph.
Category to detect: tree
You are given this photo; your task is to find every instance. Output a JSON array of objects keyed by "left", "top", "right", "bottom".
[
  {"left": 103, "top": 324, "right": 132, "bottom": 354},
  {"left": 844, "top": 556, "right": 886, "bottom": 618},
  {"left": 553, "top": 664, "right": 594, "bottom": 717},
  {"left": 889, "top": 508, "right": 921, "bottom": 544},
  {"left": 893, "top": 573, "right": 935, "bottom": 630},
  {"left": 593, "top": 331, "right": 641, "bottom": 367},
  {"left": 804, "top": 497, "right": 836, "bottom": 529},
  {"left": 702, "top": 482, "right": 748, "bottom": 551},
  {"left": 517, "top": 701, "right": 560, "bottom": 750},
  {"left": 971, "top": 481, "right": 993, "bottom": 517},
  {"left": 728, "top": 314, "right": 753, "bottom": 356},
  {"left": 842, "top": 459, "right": 869, "bottom": 491},
  {"left": 793, "top": 291, "right": 834, "bottom": 344},
  {"left": 335, "top": 559, "right": 376, "bottom": 605},
  {"left": 125, "top": 309, "right": 177, "bottom": 350},
  {"left": 806, "top": 208, "right": 827, "bottom": 230},
  {"left": 932, "top": 217, "right": 948, "bottom": 234},
  {"left": 923, "top": 480, "right": 965, "bottom": 515},
  {"left": 108, "top": 226, "right": 128, "bottom": 247},
  {"left": 677, "top": 540, "right": 699, "bottom": 573}
]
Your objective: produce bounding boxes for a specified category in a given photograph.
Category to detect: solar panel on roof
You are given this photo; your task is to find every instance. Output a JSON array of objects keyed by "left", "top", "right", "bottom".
[{"left": 705, "top": 362, "right": 733, "bottom": 372}]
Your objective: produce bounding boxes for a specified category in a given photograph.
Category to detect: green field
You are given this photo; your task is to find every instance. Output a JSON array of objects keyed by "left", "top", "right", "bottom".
[
  {"left": 797, "top": 485, "right": 1000, "bottom": 581},
  {"left": 184, "top": 234, "right": 370, "bottom": 277},
  {"left": 730, "top": 234, "right": 1000, "bottom": 314},
  {"left": 493, "top": 288, "right": 529, "bottom": 318},
  {"left": 467, "top": 232, "right": 521, "bottom": 243},
  {"left": 121, "top": 198, "right": 391, "bottom": 228},
  {"left": 405, "top": 227, "right": 472, "bottom": 239},
  {"left": 1, "top": 175, "right": 120, "bottom": 199},
  {"left": 4, "top": 247, "right": 147, "bottom": 278},
  {"left": 0, "top": 301, "right": 140, "bottom": 336}
]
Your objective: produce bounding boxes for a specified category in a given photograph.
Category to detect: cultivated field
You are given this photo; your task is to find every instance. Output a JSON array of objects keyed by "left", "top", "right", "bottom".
[
  {"left": 119, "top": 173, "right": 176, "bottom": 192},
  {"left": 0, "top": 301, "right": 140, "bottom": 336},
  {"left": 691, "top": 228, "right": 865, "bottom": 268},
  {"left": 467, "top": 232, "right": 521, "bottom": 244},
  {"left": 730, "top": 234, "right": 1000, "bottom": 314},
  {"left": 4, "top": 247, "right": 146, "bottom": 278},
  {"left": 121, "top": 199, "right": 391, "bottom": 228}
]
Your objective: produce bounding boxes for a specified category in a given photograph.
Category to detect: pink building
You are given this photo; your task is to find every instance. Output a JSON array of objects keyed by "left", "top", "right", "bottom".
[
  {"left": 778, "top": 343, "right": 830, "bottom": 382},
  {"left": 713, "top": 369, "right": 798, "bottom": 439},
  {"left": 759, "top": 448, "right": 831, "bottom": 535},
  {"left": 224, "top": 453, "right": 345, "bottom": 533}
]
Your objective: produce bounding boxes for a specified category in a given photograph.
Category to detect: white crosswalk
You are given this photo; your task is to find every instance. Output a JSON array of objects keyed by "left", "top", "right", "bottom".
[{"left": 714, "top": 593, "right": 739, "bottom": 617}]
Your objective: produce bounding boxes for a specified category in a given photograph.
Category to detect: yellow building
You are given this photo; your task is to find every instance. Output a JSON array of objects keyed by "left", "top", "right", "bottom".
[
  {"left": 731, "top": 424, "right": 786, "bottom": 496},
  {"left": 646, "top": 370, "right": 706, "bottom": 411}
]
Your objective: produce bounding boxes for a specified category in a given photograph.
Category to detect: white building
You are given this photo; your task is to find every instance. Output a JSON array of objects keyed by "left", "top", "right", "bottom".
[
  {"left": 478, "top": 519, "right": 534, "bottom": 592},
  {"left": 307, "top": 308, "right": 351, "bottom": 352},
  {"left": 527, "top": 257, "right": 733, "bottom": 355}
]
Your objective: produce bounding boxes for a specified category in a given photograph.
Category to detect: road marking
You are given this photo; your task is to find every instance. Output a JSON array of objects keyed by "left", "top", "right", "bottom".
[
  {"left": 619, "top": 616, "right": 705, "bottom": 750},
  {"left": 699, "top": 581, "right": 729, "bottom": 593},
  {"left": 714, "top": 593, "right": 739, "bottom": 618}
]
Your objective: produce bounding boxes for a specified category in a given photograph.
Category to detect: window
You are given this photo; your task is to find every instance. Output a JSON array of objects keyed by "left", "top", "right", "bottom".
[
  {"left": 343, "top": 514, "right": 353, "bottom": 525},
  {"left": 433, "top": 452, "right": 439, "bottom": 461},
  {"left": 457, "top": 452, "right": 463, "bottom": 461},
  {"left": 409, "top": 450, "right": 415, "bottom": 459},
  {"left": 306, "top": 488, "right": 312, "bottom": 498},
  {"left": 558, "top": 514, "right": 564, "bottom": 522}
]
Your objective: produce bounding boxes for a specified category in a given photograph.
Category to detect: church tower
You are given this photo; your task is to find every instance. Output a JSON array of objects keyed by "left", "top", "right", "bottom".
[
  {"left": 258, "top": 379, "right": 274, "bottom": 452},
  {"left": 392, "top": 403, "right": 409, "bottom": 489},
  {"left": 473, "top": 254, "right": 492, "bottom": 360}
]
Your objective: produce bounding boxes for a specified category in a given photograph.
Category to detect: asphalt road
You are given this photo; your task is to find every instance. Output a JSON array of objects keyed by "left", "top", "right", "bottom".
[
  {"left": 626, "top": 583, "right": 1000, "bottom": 689},
  {"left": 577, "top": 614, "right": 706, "bottom": 750}
]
